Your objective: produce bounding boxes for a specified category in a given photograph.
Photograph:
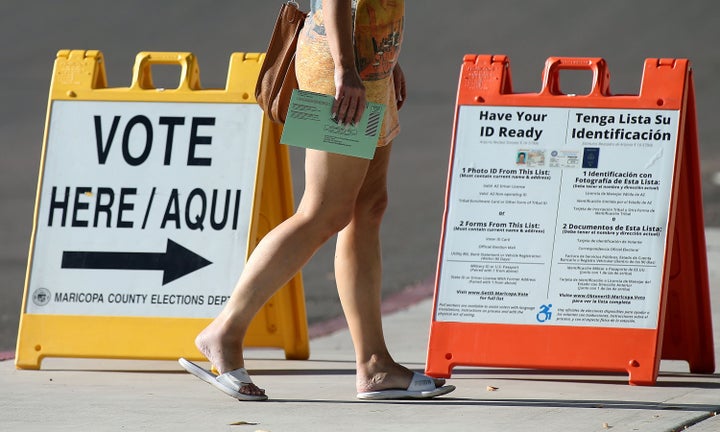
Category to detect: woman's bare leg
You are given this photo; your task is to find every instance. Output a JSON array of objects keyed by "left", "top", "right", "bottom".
[
  {"left": 195, "top": 149, "right": 372, "bottom": 395},
  {"left": 334, "top": 143, "right": 444, "bottom": 392}
]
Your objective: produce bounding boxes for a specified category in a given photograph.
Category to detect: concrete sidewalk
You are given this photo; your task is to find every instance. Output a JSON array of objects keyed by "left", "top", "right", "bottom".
[{"left": 1, "top": 230, "right": 719, "bottom": 432}]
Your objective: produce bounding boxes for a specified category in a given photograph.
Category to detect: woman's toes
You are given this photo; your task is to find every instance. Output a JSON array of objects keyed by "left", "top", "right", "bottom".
[{"left": 241, "top": 383, "right": 265, "bottom": 396}]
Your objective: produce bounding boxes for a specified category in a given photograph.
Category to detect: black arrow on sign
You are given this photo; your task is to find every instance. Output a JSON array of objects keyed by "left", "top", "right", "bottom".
[{"left": 61, "top": 239, "right": 212, "bottom": 285}]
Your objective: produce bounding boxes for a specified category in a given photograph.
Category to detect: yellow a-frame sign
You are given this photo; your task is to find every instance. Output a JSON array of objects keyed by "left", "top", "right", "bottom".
[{"left": 16, "top": 50, "right": 309, "bottom": 369}]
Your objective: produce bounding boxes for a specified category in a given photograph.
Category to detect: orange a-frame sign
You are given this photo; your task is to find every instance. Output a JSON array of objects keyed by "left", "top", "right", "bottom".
[{"left": 426, "top": 55, "right": 714, "bottom": 385}]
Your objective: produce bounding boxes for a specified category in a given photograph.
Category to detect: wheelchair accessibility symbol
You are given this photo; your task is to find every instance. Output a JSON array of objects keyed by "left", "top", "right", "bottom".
[{"left": 536, "top": 304, "right": 553, "bottom": 323}]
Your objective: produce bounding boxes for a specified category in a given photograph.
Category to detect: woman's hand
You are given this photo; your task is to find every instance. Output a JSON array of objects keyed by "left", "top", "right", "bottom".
[
  {"left": 333, "top": 66, "right": 366, "bottom": 126},
  {"left": 393, "top": 63, "right": 407, "bottom": 110}
]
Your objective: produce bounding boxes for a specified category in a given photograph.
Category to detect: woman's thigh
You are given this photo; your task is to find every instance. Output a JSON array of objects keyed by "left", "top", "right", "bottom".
[{"left": 297, "top": 149, "right": 372, "bottom": 224}]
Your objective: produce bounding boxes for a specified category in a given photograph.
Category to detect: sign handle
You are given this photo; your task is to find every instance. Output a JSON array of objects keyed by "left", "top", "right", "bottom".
[
  {"left": 131, "top": 51, "right": 201, "bottom": 91},
  {"left": 540, "top": 57, "right": 611, "bottom": 96}
]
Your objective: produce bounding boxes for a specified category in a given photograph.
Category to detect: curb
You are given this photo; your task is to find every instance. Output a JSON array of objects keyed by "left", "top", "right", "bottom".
[{"left": 308, "top": 277, "right": 434, "bottom": 339}]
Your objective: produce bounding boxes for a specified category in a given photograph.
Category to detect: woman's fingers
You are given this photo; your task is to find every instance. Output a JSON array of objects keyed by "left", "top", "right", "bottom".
[
  {"left": 393, "top": 64, "right": 406, "bottom": 110},
  {"left": 333, "top": 91, "right": 366, "bottom": 126}
]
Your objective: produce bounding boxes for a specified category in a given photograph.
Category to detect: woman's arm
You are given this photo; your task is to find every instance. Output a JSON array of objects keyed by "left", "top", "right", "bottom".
[{"left": 322, "top": 0, "right": 366, "bottom": 126}]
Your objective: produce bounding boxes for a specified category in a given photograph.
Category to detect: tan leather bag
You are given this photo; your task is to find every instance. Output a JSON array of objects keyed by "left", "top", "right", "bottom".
[{"left": 255, "top": 1, "right": 308, "bottom": 124}]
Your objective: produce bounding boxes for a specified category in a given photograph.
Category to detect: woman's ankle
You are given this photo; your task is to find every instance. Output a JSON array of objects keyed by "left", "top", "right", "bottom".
[{"left": 195, "top": 321, "right": 245, "bottom": 374}]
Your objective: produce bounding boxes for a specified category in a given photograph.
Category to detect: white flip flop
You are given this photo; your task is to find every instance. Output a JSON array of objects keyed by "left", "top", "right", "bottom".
[
  {"left": 178, "top": 357, "right": 268, "bottom": 401},
  {"left": 356, "top": 372, "right": 456, "bottom": 400}
]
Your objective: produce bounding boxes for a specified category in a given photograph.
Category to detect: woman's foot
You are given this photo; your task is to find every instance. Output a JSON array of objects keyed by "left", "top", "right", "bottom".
[
  {"left": 194, "top": 319, "right": 265, "bottom": 398},
  {"left": 355, "top": 355, "right": 445, "bottom": 394}
]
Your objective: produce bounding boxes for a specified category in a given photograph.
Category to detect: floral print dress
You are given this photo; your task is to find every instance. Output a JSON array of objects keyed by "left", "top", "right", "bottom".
[{"left": 295, "top": 0, "right": 405, "bottom": 146}]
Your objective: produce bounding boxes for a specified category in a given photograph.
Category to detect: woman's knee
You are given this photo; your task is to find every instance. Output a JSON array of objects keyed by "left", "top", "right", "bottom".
[
  {"left": 354, "top": 188, "right": 389, "bottom": 226},
  {"left": 296, "top": 202, "right": 356, "bottom": 237},
  {"left": 325, "top": 206, "right": 357, "bottom": 233}
]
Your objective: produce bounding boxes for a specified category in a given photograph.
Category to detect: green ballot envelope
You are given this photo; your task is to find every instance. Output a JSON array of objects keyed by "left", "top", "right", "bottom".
[{"left": 280, "top": 90, "right": 386, "bottom": 159}]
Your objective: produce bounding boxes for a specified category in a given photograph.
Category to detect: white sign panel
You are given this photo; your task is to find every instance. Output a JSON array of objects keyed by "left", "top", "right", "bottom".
[
  {"left": 436, "top": 106, "right": 679, "bottom": 329},
  {"left": 26, "top": 101, "right": 263, "bottom": 318}
]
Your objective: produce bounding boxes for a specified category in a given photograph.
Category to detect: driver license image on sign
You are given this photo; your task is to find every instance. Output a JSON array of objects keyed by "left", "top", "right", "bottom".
[{"left": 26, "top": 100, "right": 263, "bottom": 318}]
